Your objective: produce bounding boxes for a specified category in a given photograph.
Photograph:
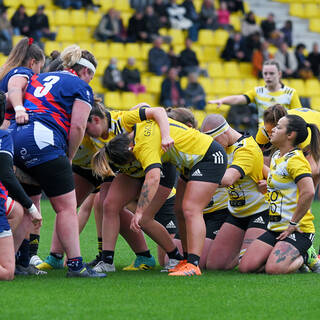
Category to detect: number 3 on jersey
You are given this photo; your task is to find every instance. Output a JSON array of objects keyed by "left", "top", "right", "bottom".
[{"left": 34, "top": 76, "right": 60, "bottom": 97}]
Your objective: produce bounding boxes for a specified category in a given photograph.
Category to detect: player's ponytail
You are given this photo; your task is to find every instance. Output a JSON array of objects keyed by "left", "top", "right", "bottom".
[
  {"left": 91, "top": 148, "right": 115, "bottom": 178},
  {"left": 307, "top": 123, "right": 320, "bottom": 163}
]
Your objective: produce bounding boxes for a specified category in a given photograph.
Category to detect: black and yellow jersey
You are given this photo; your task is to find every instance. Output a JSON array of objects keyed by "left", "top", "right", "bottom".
[
  {"left": 267, "top": 149, "right": 315, "bottom": 233},
  {"left": 226, "top": 135, "right": 268, "bottom": 217},
  {"left": 244, "top": 85, "right": 301, "bottom": 122},
  {"left": 203, "top": 188, "right": 228, "bottom": 214}
]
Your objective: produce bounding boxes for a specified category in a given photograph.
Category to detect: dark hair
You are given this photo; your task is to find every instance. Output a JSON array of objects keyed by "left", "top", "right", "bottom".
[
  {"left": 285, "top": 114, "right": 320, "bottom": 162},
  {"left": 105, "top": 134, "right": 135, "bottom": 165},
  {"left": 263, "top": 104, "right": 288, "bottom": 125},
  {"left": 88, "top": 98, "right": 107, "bottom": 121},
  {"left": 0, "top": 37, "right": 44, "bottom": 80},
  {"left": 263, "top": 59, "right": 281, "bottom": 72},
  {"left": 0, "top": 91, "right": 5, "bottom": 126}
]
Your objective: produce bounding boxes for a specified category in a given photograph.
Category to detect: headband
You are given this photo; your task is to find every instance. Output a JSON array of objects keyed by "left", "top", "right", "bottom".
[
  {"left": 78, "top": 58, "right": 96, "bottom": 74},
  {"left": 204, "top": 120, "right": 230, "bottom": 139}
]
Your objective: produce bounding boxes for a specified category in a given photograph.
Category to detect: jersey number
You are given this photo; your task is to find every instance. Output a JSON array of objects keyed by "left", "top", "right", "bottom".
[{"left": 34, "top": 76, "right": 60, "bottom": 97}]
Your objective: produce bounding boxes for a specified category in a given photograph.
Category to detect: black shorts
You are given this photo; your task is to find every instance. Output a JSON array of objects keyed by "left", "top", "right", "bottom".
[
  {"left": 258, "top": 229, "right": 314, "bottom": 256},
  {"left": 225, "top": 210, "right": 269, "bottom": 231},
  {"left": 203, "top": 208, "right": 229, "bottom": 240},
  {"left": 160, "top": 163, "right": 177, "bottom": 189},
  {"left": 154, "top": 196, "right": 177, "bottom": 234},
  {"left": 186, "top": 141, "right": 227, "bottom": 184},
  {"left": 18, "top": 156, "right": 74, "bottom": 198},
  {"left": 72, "top": 164, "right": 113, "bottom": 188}
]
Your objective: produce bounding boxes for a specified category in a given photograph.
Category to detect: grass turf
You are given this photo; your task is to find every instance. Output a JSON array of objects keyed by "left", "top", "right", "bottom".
[{"left": 1, "top": 200, "right": 320, "bottom": 320}]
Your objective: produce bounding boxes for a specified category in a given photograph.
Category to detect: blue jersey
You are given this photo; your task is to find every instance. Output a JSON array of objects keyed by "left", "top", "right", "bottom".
[
  {"left": 24, "top": 70, "right": 93, "bottom": 140},
  {"left": 0, "top": 130, "right": 11, "bottom": 232},
  {"left": 9, "top": 71, "right": 93, "bottom": 168},
  {"left": 0, "top": 67, "right": 34, "bottom": 120}
]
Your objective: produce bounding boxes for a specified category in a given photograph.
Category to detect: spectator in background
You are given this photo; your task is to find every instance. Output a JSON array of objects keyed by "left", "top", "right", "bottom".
[
  {"left": 143, "top": 5, "right": 162, "bottom": 42},
  {"left": 153, "top": 0, "right": 170, "bottom": 28},
  {"left": 217, "top": 2, "right": 232, "bottom": 31},
  {"left": 54, "top": 0, "right": 83, "bottom": 9},
  {"left": 10, "top": 4, "right": 30, "bottom": 36},
  {"left": 166, "top": 0, "right": 192, "bottom": 30},
  {"left": 184, "top": 72, "right": 206, "bottom": 110},
  {"left": 94, "top": 8, "right": 126, "bottom": 42},
  {"left": 160, "top": 67, "right": 185, "bottom": 108},
  {"left": 280, "top": 20, "right": 292, "bottom": 47},
  {"left": 308, "top": 42, "right": 320, "bottom": 78},
  {"left": 274, "top": 42, "right": 298, "bottom": 78},
  {"left": 130, "top": 0, "right": 152, "bottom": 11},
  {"left": 224, "top": 0, "right": 245, "bottom": 14},
  {"left": 182, "top": 0, "right": 200, "bottom": 41},
  {"left": 260, "top": 13, "right": 276, "bottom": 41},
  {"left": 122, "top": 57, "right": 146, "bottom": 94},
  {"left": 0, "top": 6, "right": 13, "bottom": 55},
  {"left": 179, "top": 38, "right": 208, "bottom": 76},
  {"left": 241, "top": 11, "right": 261, "bottom": 38},
  {"left": 199, "top": 0, "right": 218, "bottom": 30},
  {"left": 245, "top": 31, "right": 262, "bottom": 61},
  {"left": 295, "top": 43, "right": 313, "bottom": 80},
  {"left": 168, "top": 45, "right": 180, "bottom": 69},
  {"left": 148, "top": 36, "right": 170, "bottom": 75},
  {"left": 102, "top": 58, "right": 125, "bottom": 91},
  {"left": 127, "top": 10, "right": 148, "bottom": 42},
  {"left": 29, "top": 5, "right": 56, "bottom": 44},
  {"left": 252, "top": 41, "right": 273, "bottom": 78},
  {"left": 221, "top": 32, "right": 247, "bottom": 61}
]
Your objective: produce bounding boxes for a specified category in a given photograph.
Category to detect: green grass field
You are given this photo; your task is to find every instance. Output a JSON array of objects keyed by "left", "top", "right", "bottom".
[{"left": 1, "top": 200, "right": 320, "bottom": 320}]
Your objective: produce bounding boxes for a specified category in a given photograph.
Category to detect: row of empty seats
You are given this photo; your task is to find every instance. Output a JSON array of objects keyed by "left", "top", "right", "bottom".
[{"left": 289, "top": 3, "right": 320, "bottom": 19}]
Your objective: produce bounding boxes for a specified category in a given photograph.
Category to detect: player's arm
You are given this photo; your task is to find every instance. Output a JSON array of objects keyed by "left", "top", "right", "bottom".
[
  {"left": 208, "top": 95, "right": 248, "bottom": 107},
  {"left": 219, "top": 167, "right": 242, "bottom": 187},
  {"left": 68, "top": 100, "right": 91, "bottom": 161}
]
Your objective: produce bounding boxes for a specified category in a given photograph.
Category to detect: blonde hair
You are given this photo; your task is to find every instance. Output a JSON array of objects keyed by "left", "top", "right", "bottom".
[{"left": 91, "top": 148, "right": 115, "bottom": 178}]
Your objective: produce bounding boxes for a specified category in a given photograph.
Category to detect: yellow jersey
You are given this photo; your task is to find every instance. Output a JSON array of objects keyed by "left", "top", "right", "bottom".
[
  {"left": 256, "top": 108, "right": 320, "bottom": 150},
  {"left": 133, "top": 118, "right": 213, "bottom": 174},
  {"left": 72, "top": 107, "right": 148, "bottom": 170},
  {"left": 203, "top": 188, "right": 228, "bottom": 214},
  {"left": 244, "top": 85, "right": 301, "bottom": 122},
  {"left": 267, "top": 149, "right": 315, "bottom": 233},
  {"left": 226, "top": 135, "right": 268, "bottom": 217}
]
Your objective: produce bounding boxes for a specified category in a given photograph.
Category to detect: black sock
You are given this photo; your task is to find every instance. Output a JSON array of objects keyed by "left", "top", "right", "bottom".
[
  {"left": 29, "top": 234, "right": 40, "bottom": 257},
  {"left": 67, "top": 257, "right": 83, "bottom": 271},
  {"left": 98, "top": 237, "right": 102, "bottom": 255},
  {"left": 50, "top": 252, "right": 63, "bottom": 260},
  {"left": 187, "top": 253, "right": 200, "bottom": 267},
  {"left": 17, "top": 239, "right": 30, "bottom": 267},
  {"left": 183, "top": 251, "right": 188, "bottom": 260},
  {"left": 102, "top": 250, "right": 114, "bottom": 264},
  {"left": 135, "top": 250, "right": 151, "bottom": 258},
  {"left": 167, "top": 247, "right": 183, "bottom": 260}
]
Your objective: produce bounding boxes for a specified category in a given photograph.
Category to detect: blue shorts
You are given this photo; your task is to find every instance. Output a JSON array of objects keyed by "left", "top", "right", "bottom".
[
  {"left": 0, "top": 198, "right": 10, "bottom": 235},
  {"left": 9, "top": 120, "right": 67, "bottom": 168}
]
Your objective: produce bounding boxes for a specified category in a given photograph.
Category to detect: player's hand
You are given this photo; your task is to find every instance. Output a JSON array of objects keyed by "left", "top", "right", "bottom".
[
  {"left": 130, "top": 212, "right": 142, "bottom": 232},
  {"left": 15, "top": 110, "right": 29, "bottom": 125},
  {"left": 208, "top": 99, "right": 223, "bottom": 108},
  {"left": 28, "top": 204, "right": 42, "bottom": 228},
  {"left": 276, "top": 225, "right": 297, "bottom": 241},
  {"left": 161, "top": 136, "right": 174, "bottom": 152},
  {"left": 130, "top": 102, "right": 150, "bottom": 111},
  {"left": 257, "top": 180, "right": 267, "bottom": 194}
]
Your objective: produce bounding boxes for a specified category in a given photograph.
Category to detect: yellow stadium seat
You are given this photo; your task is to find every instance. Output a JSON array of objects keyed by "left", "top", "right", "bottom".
[
  {"left": 35, "top": 0, "right": 54, "bottom": 9},
  {"left": 125, "top": 43, "right": 142, "bottom": 60},
  {"left": 212, "top": 30, "right": 229, "bottom": 47},
  {"left": 147, "top": 76, "right": 163, "bottom": 94},
  {"left": 305, "top": 79, "right": 320, "bottom": 97},
  {"left": 54, "top": 9, "right": 71, "bottom": 27},
  {"left": 104, "top": 92, "right": 121, "bottom": 109},
  {"left": 114, "top": 0, "right": 132, "bottom": 12},
  {"left": 90, "top": 77, "right": 106, "bottom": 94},
  {"left": 311, "top": 97, "right": 320, "bottom": 111},
  {"left": 239, "top": 63, "right": 254, "bottom": 77},
  {"left": 230, "top": 15, "right": 241, "bottom": 32},
  {"left": 192, "top": 110, "right": 207, "bottom": 127},
  {"left": 168, "top": 29, "right": 185, "bottom": 45},
  {"left": 290, "top": 3, "right": 304, "bottom": 18},
  {"left": 92, "top": 42, "right": 109, "bottom": 59},
  {"left": 243, "top": 78, "right": 258, "bottom": 91},
  {"left": 135, "top": 60, "right": 148, "bottom": 72},
  {"left": 77, "top": 42, "right": 93, "bottom": 52},
  {"left": 208, "top": 62, "right": 224, "bottom": 78},
  {"left": 74, "top": 27, "right": 92, "bottom": 42},
  {"left": 192, "top": 45, "right": 204, "bottom": 62},
  {"left": 95, "top": 60, "right": 109, "bottom": 76},
  {"left": 99, "top": 0, "right": 113, "bottom": 11},
  {"left": 211, "top": 79, "right": 228, "bottom": 95},
  {"left": 310, "top": 19, "right": 320, "bottom": 33},
  {"left": 202, "top": 47, "right": 219, "bottom": 62},
  {"left": 3, "top": 0, "right": 17, "bottom": 7},
  {"left": 180, "top": 77, "right": 188, "bottom": 89},
  {"left": 44, "top": 41, "right": 62, "bottom": 56},
  {"left": 193, "top": 0, "right": 202, "bottom": 12},
  {"left": 121, "top": 12, "right": 132, "bottom": 28},
  {"left": 70, "top": 10, "right": 87, "bottom": 27},
  {"left": 198, "top": 30, "right": 215, "bottom": 46},
  {"left": 121, "top": 92, "right": 138, "bottom": 110},
  {"left": 141, "top": 43, "right": 153, "bottom": 60},
  {"left": 174, "top": 44, "right": 184, "bottom": 54},
  {"left": 223, "top": 62, "right": 240, "bottom": 78},
  {"left": 199, "top": 77, "right": 214, "bottom": 94},
  {"left": 12, "top": 35, "right": 24, "bottom": 47},
  {"left": 289, "top": 79, "right": 305, "bottom": 95},
  {"left": 109, "top": 43, "right": 126, "bottom": 60},
  {"left": 137, "top": 93, "right": 156, "bottom": 106},
  {"left": 304, "top": 4, "right": 319, "bottom": 18},
  {"left": 87, "top": 11, "right": 102, "bottom": 28},
  {"left": 56, "top": 26, "right": 74, "bottom": 42},
  {"left": 20, "top": 0, "right": 36, "bottom": 9},
  {"left": 227, "top": 79, "right": 244, "bottom": 94}
]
